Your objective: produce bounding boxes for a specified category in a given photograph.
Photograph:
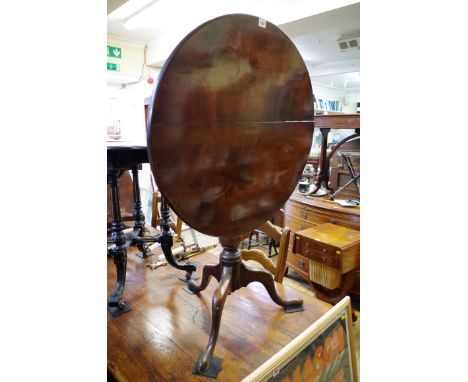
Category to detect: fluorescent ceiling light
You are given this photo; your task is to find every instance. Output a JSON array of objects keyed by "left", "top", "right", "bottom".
[
  {"left": 109, "top": 0, "right": 156, "bottom": 21},
  {"left": 123, "top": 0, "right": 163, "bottom": 30}
]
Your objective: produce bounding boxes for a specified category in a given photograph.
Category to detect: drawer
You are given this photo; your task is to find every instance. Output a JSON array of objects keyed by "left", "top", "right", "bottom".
[
  {"left": 286, "top": 251, "right": 309, "bottom": 276},
  {"left": 284, "top": 200, "right": 359, "bottom": 230},
  {"left": 293, "top": 235, "right": 341, "bottom": 269},
  {"left": 284, "top": 213, "right": 316, "bottom": 232},
  {"left": 284, "top": 202, "right": 330, "bottom": 226}
]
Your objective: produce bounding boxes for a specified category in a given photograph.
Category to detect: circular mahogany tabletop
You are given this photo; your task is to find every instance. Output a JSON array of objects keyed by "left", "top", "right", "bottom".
[{"left": 148, "top": 14, "right": 314, "bottom": 237}]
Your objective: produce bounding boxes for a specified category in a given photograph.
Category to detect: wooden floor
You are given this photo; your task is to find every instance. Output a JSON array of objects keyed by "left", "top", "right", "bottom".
[{"left": 108, "top": 247, "right": 332, "bottom": 382}]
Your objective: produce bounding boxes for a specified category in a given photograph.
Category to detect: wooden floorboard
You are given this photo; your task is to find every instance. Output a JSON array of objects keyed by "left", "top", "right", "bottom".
[{"left": 108, "top": 247, "right": 332, "bottom": 381}]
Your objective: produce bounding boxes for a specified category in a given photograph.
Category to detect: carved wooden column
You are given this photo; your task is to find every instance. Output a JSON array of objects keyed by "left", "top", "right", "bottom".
[{"left": 108, "top": 170, "right": 129, "bottom": 315}]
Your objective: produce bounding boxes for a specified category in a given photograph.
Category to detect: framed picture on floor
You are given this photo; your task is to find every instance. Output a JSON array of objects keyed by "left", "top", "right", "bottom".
[{"left": 242, "top": 296, "right": 358, "bottom": 382}]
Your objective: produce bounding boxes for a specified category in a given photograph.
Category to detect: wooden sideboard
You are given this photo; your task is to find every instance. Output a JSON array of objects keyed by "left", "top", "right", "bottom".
[{"left": 283, "top": 192, "right": 360, "bottom": 295}]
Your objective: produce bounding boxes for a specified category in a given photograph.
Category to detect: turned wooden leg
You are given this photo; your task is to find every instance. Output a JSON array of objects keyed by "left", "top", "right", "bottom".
[
  {"left": 188, "top": 263, "right": 221, "bottom": 293},
  {"left": 195, "top": 266, "right": 232, "bottom": 373},
  {"left": 131, "top": 165, "right": 149, "bottom": 257},
  {"left": 240, "top": 261, "right": 303, "bottom": 308},
  {"left": 309, "top": 128, "right": 332, "bottom": 194},
  {"left": 108, "top": 170, "right": 128, "bottom": 310},
  {"left": 131, "top": 165, "right": 145, "bottom": 237}
]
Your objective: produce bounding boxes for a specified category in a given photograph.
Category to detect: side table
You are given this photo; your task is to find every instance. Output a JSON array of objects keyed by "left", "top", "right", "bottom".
[
  {"left": 107, "top": 144, "right": 196, "bottom": 315},
  {"left": 290, "top": 223, "right": 360, "bottom": 304}
]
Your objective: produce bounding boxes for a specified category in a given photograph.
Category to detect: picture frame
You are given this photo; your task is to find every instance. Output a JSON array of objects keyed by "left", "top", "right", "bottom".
[{"left": 242, "top": 296, "right": 358, "bottom": 382}]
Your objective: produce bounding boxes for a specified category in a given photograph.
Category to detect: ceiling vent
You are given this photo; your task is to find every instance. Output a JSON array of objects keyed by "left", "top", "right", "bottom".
[{"left": 337, "top": 33, "right": 360, "bottom": 52}]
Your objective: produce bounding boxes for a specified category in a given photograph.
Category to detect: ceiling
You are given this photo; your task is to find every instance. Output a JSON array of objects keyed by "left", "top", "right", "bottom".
[{"left": 107, "top": 0, "right": 359, "bottom": 84}]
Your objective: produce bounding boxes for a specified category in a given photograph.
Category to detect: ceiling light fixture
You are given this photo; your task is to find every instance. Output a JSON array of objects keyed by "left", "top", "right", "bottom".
[
  {"left": 123, "top": 0, "right": 159, "bottom": 30},
  {"left": 109, "top": 0, "right": 155, "bottom": 20}
]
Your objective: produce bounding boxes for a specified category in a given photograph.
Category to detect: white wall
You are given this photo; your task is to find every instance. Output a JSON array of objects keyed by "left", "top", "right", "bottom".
[
  {"left": 107, "top": 36, "right": 163, "bottom": 222},
  {"left": 312, "top": 83, "right": 360, "bottom": 113},
  {"left": 313, "top": 84, "right": 345, "bottom": 103},
  {"left": 107, "top": 36, "right": 161, "bottom": 146},
  {"left": 343, "top": 91, "right": 360, "bottom": 113},
  {"left": 107, "top": 36, "right": 146, "bottom": 81}
]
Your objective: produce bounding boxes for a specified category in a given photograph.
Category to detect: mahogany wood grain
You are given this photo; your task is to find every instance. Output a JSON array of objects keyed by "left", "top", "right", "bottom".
[
  {"left": 107, "top": 248, "right": 331, "bottom": 381},
  {"left": 147, "top": 14, "right": 314, "bottom": 237},
  {"left": 314, "top": 114, "right": 360, "bottom": 129}
]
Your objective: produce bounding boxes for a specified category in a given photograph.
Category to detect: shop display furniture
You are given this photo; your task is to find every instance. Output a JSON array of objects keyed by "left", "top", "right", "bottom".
[
  {"left": 288, "top": 223, "right": 360, "bottom": 305},
  {"left": 308, "top": 114, "right": 360, "bottom": 195},
  {"left": 329, "top": 138, "right": 360, "bottom": 201},
  {"left": 281, "top": 192, "right": 360, "bottom": 296},
  {"left": 107, "top": 144, "right": 196, "bottom": 315},
  {"left": 147, "top": 14, "right": 314, "bottom": 377}
]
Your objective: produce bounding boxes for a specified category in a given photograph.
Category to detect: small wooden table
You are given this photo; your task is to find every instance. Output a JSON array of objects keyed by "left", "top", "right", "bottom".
[
  {"left": 107, "top": 145, "right": 149, "bottom": 314},
  {"left": 291, "top": 223, "right": 360, "bottom": 304},
  {"left": 107, "top": 144, "right": 196, "bottom": 315},
  {"left": 280, "top": 193, "right": 360, "bottom": 300},
  {"left": 310, "top": 114, "right": 360, "bottom": 195}
]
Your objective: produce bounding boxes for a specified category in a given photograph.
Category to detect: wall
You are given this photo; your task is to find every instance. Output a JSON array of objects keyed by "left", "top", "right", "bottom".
[
  {"left": 107, "top": 35, "right": 161, "bottom": 145},
  {"left": 107, "top": 36, "right": 146, "bottom": 81},
  {"left": 343, "top": 91, "right": 360, "bottom": 113},
  {"left": 310, "top": 84, "right": 360, "bottom": 157},
  {"left": 312, "top": 83, "right": 360, "bottom": 113},
  {"left": 108, "top": 36, "right": 162, "bottom": 222}
]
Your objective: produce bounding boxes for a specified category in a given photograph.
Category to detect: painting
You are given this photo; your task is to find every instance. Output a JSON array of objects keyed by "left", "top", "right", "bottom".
[{"left": 242, "top": 296, "right": 358, "bottom": 382}]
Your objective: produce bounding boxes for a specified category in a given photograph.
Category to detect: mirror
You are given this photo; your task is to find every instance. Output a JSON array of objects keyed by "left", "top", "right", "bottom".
[{"left": 311, "top": 71, "right": 360, "bottom": 115}]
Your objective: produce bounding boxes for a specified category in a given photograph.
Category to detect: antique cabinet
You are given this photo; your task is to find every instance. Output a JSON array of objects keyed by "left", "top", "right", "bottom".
[{"left": 283, "top": 192, "right": 360, "bottom": 295}]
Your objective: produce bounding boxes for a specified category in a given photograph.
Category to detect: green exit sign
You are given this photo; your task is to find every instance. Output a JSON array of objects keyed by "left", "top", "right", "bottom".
[
  {"left": 107, "top": 45, "right": 122, "bottom": 58},
  {"left": 107, "top": 63, "right": 120, "bottom": 71}
]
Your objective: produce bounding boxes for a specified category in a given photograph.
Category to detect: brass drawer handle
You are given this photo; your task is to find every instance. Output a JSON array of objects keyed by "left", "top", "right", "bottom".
[
  {"left": 304, "top": 249, "right": 310, "bottom": 255},
  {"left": 302, "top": 211, "right": 308, "bottom": 219},
  {"left": 298, "top": 260, "right": 305, "bottom": 268},
  {"left": 322, "top": 248, "right": 327, "bottom": 253},
  {"left": 330, "top": 218, "right": 337, "bottom": 224}
]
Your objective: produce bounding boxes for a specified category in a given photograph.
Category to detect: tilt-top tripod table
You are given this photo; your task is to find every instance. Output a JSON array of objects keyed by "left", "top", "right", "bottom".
[{"left": 147, "top": 14, "right": 315, "bottom": 377}]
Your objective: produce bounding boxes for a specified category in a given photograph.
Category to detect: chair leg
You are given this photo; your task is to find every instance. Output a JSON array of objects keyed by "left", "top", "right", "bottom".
[
  {"left": 241, "top": 248, "right": 276, "bottom": 274},
  {"left": 274, "top": 227, "right": 291, "bottom": 283}
]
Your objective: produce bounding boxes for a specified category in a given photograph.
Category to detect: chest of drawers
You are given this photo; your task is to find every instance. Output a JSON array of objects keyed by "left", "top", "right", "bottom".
[
  {"left": 283, "top": 193, "right": 360, "bottom": 296},
  {"left": 284, "top": 193, "right": 360, "bottom": 231},
  {"left": 293, "top": 224, "right": 360, "bottom": 273}
]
